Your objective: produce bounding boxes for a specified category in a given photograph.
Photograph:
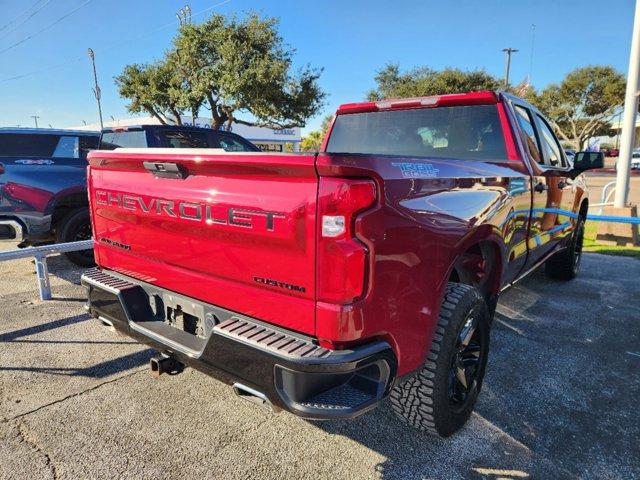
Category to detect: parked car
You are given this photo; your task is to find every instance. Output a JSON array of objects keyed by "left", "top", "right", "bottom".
[
  {"left": 99, "top": 124, "right": 260, "bottom": 152},
  {"left": 82, "top": 91, "right": 602, "bottom": 437},
  {"left": 617, "top": 148, "right": 640, "bottom": 170},
  {"left": 605, "top": 148, "right": 620, "bottom": 157},
  {"left": 0, "top": 128, "right": 100, "bottom": 266},
  {"left": 631, "top": 148, "right": 640, "bottom": 170}
]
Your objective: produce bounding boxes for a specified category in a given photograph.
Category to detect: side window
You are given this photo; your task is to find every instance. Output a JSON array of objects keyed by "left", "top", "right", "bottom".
[
  {"left": 163, "top": 130, "right": 208, "bottom": 148},
  {"left": 535, "top": 115, "right": 566, "bottom": 168},
  {"left": 513, "top": 105, "right": 542, "bottom": 165},
  {"left": 0, "top": 134, "right": 59, "bottom": 157},
  {"left": 53, "top": 136, "right": 79, "bottom": 158}
]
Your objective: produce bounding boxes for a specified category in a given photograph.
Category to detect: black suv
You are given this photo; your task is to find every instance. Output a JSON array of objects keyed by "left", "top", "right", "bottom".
[{"left": 100, "top": 125, "right": 260, "bottom": 152}]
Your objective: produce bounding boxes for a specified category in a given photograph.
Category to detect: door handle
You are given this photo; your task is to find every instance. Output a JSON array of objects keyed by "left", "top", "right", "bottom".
[
  {"left": 534, "top": 182, "right": 548, "bottom": 193},
  {"left": 143, "top": 161, "right": 188, "bottom": 179}
]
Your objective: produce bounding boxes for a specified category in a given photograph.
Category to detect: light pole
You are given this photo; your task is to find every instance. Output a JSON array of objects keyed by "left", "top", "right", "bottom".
[
  {"left": 528, "top": 25, "right": 536, "bottom": 84},
  {"left": 177, "top": 5, "right": 191, "bottom": 26},
  {"left": 87, "top": 48, "right": 104, "bottom": 130},
  {"left": 615, "top": 110, "right": 623, "bottom": 150},
  {"left": 614, "top": 0, "right": 640, "bottom": 208},
  {"left": 31, "top": 115, "right": 40, "bottom": 128},
  {"left": 502, "top": 48, "right": 519, "bottom": 88}
]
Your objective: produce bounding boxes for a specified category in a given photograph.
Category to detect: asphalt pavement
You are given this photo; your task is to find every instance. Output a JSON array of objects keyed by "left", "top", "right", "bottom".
[{"left": 0, "top": 246, "right": 639, "bottom": 480}]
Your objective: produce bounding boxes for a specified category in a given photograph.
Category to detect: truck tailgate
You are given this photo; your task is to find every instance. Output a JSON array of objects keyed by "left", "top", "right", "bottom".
[{"left": 87, "top": 150, "right": 318, "bottom": 335}]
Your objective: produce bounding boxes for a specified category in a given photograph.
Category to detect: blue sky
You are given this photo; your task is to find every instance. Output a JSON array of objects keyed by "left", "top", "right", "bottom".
[{"left": 0, "top": 0, "right": 634, "bottom": 133}]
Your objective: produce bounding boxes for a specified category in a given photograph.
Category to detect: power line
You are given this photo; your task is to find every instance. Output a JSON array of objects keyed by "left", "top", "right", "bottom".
[
  {"left": 0, "top": 0, "right": 52, "bottom": 40},
  {"left": 0, "top": 56, "right": 85, "bottom": 83},
  {"left": 0, "top": 0, "right": 231, "bottom": 83},
  {"left": 0, "top": 0, "right": 46, "bottom": 32},
  {"left": 0, "top": 0, "right": 92, "bottom": 55}
]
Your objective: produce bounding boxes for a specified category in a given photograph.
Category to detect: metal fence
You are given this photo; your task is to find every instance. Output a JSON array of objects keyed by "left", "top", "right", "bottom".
[{"left": 0, "top": 240, "right": 93, "bottom": 300}]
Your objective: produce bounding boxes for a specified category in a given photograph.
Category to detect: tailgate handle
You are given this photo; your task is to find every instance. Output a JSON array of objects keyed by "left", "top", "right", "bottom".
[{"left": 143, "top": 161, "right": 188, "bottom": 179}]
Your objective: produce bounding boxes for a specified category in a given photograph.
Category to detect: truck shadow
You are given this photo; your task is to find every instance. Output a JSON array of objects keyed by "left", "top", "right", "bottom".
[
  {"left": 0, "top": 313, "right": 90, "bottom": 342},
  {"left": 0, "top": 313, "right": 153, "bottom": 379},
  {"left": 0, "top": 348, "right": 154, "bottom": 379},
  {"left": 310, "top": 258, "right": 639, "bottom": 479},
  {"left": 311, "top": 398, "right": 554, "bottom": 479}
]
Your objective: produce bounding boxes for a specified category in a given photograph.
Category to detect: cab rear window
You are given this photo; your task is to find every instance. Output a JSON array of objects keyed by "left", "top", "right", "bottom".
[
  {"left": 100, "top": 130, "right": 147, "bottom": 149},
  {"left": 163, "top": 130, "right": 208, "bottom": 148},
  {"left": 326, "top": 105, "right": 507, "bottom": 161}
]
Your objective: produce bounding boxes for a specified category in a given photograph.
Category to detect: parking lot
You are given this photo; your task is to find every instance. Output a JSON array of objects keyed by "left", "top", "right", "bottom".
[{"left": 0, "top": 246, "right": 639, "bottom": 480}]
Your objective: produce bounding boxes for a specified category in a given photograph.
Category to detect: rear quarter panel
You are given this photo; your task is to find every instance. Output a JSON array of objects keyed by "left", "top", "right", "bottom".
[{"left": 317, "top": 153, "right": 532, "bottom": 375}]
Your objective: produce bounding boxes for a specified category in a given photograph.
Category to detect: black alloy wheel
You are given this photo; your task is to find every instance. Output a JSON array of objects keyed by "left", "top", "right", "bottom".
[{"left": 449, "top": 312, "right": 485, "bottom": 410}]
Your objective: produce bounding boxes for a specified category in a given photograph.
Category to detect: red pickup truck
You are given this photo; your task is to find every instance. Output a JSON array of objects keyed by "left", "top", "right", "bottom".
[{"left": 82, "top": 91, "right": 603, "bottom": 437}]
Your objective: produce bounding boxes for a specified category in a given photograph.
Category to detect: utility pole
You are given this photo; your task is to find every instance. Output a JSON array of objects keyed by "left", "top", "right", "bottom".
[
  {"left": 87, "top": 48, "right": 104, "bottom": 130},
  {"left": 31, "top": 115, "right": 40, "bottom": 128},
  {"left": 502, "top": 48, "right": 519, "bottom": 88},
  {"left": 614, "top": 0, "right": 640, "bottom": 208}
]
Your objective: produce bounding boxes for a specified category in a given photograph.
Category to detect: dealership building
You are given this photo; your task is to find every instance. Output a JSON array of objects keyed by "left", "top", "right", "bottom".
[{"left": 71, "top": 116, "right": 301, "bottom": 152}]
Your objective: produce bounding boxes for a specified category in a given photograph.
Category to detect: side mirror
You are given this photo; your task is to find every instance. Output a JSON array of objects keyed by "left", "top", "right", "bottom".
[{"left": 573, "top": 151, "right": 604, "bottom": 171}]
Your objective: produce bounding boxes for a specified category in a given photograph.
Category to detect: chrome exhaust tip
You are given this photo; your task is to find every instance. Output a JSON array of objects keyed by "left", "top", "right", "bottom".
[{"left": 233, "top": 382, "right": 280, "bottom": 413}]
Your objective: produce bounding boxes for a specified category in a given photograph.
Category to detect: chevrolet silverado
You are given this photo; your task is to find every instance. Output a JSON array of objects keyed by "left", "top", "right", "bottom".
[{"left": 82, "top": 91, "right": 603, "bottom": 436}]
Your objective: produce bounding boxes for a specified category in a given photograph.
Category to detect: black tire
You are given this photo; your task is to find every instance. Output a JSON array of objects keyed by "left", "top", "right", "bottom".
[
  {"left": 55, "top": 207, "right": 95, "bottom": 267},
  {"left": 544, "top": 216, "right": 585, "bottom": 281},
  {"left": 390, "top": 283, "right": 490, "bottom": 437}
]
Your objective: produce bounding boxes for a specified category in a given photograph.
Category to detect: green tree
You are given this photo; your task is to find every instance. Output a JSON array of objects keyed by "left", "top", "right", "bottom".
[
  {"left": 526, "top": 66, "right": 625, "bottom": 150},
  {"left": 367, "top": 64, "right": 501, "bottom": 100},
  {"left": 116, "top": 13, "right": 326, "bottom": 129},
  {"left": 116, "top": 61, "right": 186, "bottom": 125},
  {"left": 300, "top": 114, "right": 333, "bottom": 152}
]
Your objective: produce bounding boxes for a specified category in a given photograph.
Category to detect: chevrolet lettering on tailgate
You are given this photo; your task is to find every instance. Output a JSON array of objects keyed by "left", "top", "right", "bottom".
[{"left": 95, "top": 190, "right": 285, "bottom": 231}]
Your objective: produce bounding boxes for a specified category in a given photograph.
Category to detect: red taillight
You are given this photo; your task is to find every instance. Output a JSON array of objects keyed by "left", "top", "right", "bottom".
[
  {"left": 317, "top": 177, "right": 376, "bottom": 304},
  {"left": 0, "top": 163, "right": 4, "bottom": 174}
]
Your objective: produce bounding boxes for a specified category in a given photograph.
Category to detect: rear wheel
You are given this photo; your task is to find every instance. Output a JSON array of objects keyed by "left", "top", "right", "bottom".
[
  {"left": 545, "top": 217, "right": 585, "bottom": 281},
  {"left": 390, "top": 283, "right": 490, "bottom": 437},
  {"left": 56, "top": 207, "right": 94, "bottom": 267}
]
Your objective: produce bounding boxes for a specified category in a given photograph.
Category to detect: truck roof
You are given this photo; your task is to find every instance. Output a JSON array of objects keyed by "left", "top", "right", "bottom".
[
  {"left": 336, "top": 91, "right": 500, "bottom": 114},
  {"left": 0, "top": 127, "right": 100, "bottom": 136},
  {"left": 102, "top": 124, "right": 226, "bottom": 133}
]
